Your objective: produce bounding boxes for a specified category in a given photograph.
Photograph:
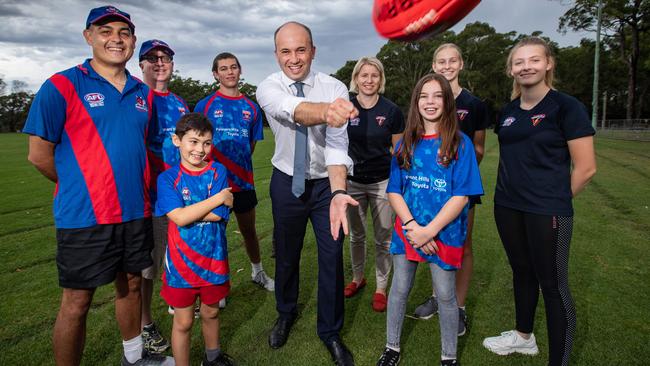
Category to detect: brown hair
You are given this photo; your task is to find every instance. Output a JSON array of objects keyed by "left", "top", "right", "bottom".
[
  {"left": 506, "top": 37, "right": 555, "bottom": 100},
  {"left": 175, "top": 113, "right": 213, "bottom": 140},
  {"left": 212, "top": 52, "right": 241, "bottom": 72},
  {"left": 398, "top": 74, "right": 460, "bottom": 169}
]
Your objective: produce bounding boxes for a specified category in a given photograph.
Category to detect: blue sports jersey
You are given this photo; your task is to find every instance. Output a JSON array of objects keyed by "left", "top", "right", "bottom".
[
  {"left": 195, "top": 91, "right": 264, "bottom": 192},
  {"left": 156, "top": 161, "right": 230, "bottom": 288},
  {"left": 147, "top": 90, "right": 189, "bottom": 206},
  {"left": 23, "top": 59, "right": 155, "bottom": 229},
  {"left": 387, "top": 133, "right": 484, "bottom": 270}
]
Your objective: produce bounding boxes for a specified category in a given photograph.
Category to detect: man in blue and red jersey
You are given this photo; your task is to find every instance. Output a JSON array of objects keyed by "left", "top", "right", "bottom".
[
  {"left": 195, "top": 52, "right": 274, "bottom": 292},
  {"left": 23, "top": 6, "right": 172, "bottom": 366},
  {"left": 139, "top": 38, "right": 189, "bottom": 354}
]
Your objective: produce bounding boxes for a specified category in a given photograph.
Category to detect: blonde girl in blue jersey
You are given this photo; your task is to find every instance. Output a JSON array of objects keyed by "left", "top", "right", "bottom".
[{"left": 376, "top": 74, "right": 483, "bottom": 366}]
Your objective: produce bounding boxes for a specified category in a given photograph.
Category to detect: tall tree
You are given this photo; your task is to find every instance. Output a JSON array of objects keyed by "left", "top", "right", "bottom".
[{"left": 559, "top": 0, "right": 650, "bottom": 119}]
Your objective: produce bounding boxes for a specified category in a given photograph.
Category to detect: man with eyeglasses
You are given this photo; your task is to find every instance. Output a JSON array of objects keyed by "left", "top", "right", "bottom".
[
  {"left": 138, "top": 39, "right": 189, "bottom": 355},
  {"left": 23, "top": 6, "right": 173, "bottom": 366}
]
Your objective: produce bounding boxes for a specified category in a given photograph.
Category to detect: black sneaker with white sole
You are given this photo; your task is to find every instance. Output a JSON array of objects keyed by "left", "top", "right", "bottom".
[{"left": 376, "top": 347, "right": 400, "bottom": 366}]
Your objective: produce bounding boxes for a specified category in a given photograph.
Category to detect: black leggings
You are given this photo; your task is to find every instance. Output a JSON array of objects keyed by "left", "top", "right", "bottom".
[{"left": 494, "top": 205, "right": 576, "bottom": 366}]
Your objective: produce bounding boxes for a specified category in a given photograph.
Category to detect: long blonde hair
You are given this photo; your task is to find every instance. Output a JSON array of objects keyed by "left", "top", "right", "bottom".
[
  {"left": 506, "top": 37, "right": 555, "bottom": 100},
  {"left": 349, "top": 57, "right": 386, "bottom": 94}
]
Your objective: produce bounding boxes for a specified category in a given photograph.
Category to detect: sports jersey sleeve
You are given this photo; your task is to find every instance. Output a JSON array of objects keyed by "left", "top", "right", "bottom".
[
  {"left": 251, "top": 103, "right": 264, "bottom": 143},
  {"left": 451, "top": 135, "right": 484, "bottom": 197},
  {"left": 386, "top": 141, "right": 403, "bottom": 194},
  {"left": 390, "top": 106, "right": 406, "bottom": 134},
  {"left": 210, "top": 164, "right": 231, "bottom": 221},
  {"left": 155, "top": 171, "right": 183, "bottom": 217},
  {"left": 559, "top": 97, "right": 595, "bottom": 140},
  {"left": 22, "top": 79, "right": 67, "bottom": 143},
  {"left": 193, "top": 98, "right": 207, "bottom": 115}
]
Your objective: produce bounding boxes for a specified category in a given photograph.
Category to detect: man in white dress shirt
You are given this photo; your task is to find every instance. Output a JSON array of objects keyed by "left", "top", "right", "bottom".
[{"left": 256, "top": 21, "right": 358, "bottom": 366}]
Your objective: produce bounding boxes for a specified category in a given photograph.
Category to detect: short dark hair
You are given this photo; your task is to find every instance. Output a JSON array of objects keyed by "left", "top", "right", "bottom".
[
  {"left": 175, "top": 113, "right": 213, "bottom": 140},
  {"left": 273, "top": 21, "right": 313, "bottom": 50},
  {"left": 212, "top": 52, "right": 241, "bottom": 72}
]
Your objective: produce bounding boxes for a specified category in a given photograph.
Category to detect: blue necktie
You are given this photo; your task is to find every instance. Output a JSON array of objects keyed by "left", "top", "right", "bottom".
[{"left": 292, "top": 82, "right": 307, "bottom": 197}]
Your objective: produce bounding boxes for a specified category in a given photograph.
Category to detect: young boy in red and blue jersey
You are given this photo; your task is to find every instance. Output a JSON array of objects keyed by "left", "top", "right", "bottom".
[{"left": 156, "top": 113, "right": 235, "bottom": 366}]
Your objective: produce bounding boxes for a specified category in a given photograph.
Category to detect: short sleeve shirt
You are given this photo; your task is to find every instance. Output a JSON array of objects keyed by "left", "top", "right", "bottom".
[
  {"left": 387, "top": 133, "right": 484, "bottom": 269},
  {"left": 195, "top": 91, "right": 264, "bottom": 192},
  {"left": 494, "top": 90, "right": 595, "bottom": 216},
  {"left": 22, "top": 59, "right": 155, "bottom": 229},
  {"left": 348, "top": 95, "right": 405, "bottom": 183},
  {"left": 156, "top": 161, "right": 230, "bottom": 288},
  {"left": 455, "top": 89, "right": 490, "bottom": 141}
]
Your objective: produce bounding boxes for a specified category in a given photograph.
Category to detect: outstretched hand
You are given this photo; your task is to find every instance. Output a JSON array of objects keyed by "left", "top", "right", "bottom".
[{"left": 330, "top": 193, "right": 359, "bottom": 240}]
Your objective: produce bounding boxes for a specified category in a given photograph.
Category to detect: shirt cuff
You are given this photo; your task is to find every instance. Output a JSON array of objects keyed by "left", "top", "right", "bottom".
[{"left": 325, "top": 147, "right": 353, "bottom": 175}]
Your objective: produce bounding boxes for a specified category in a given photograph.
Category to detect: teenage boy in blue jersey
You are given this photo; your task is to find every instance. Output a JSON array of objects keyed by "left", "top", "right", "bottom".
[
  {"left": 23, "top": 5, "right": 172, "bottom": 366},
  {"left": 139, "top": 38, "right": 189, "bottom": 354}
]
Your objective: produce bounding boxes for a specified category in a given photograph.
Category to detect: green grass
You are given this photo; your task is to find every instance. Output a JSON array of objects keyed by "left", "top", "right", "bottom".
[{"left": 1, "top": 131, "right": 648, "bottom": 365}]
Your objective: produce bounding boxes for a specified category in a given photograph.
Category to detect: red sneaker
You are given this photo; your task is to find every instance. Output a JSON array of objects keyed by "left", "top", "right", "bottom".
[
  {"left": 343, "top": 279, "right": 366, "bottom": 298},
  {"left": 372, "top": 292, "right": 387, "bottom": 312}
]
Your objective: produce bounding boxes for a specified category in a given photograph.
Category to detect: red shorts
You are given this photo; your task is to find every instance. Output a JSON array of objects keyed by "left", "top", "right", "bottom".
[{"left": 161, "top": 281, "right": 230, "bottom": 308}]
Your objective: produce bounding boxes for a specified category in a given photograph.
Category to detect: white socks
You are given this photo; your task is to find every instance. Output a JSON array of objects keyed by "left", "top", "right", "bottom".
[
  {"left": 122, "top": 334, "right": 143, "bottom": 363},
  {"left": 252, "top": 262, "right": 263, "bottom": 276}
]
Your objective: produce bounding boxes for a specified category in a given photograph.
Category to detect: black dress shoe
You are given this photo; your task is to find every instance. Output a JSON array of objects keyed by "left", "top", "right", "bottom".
[
  {"left": 268, "top": 317, "right": 294, "bottom": 349},
  {"left": 324, "top": 339, "right": 354, "bottom": 366}
]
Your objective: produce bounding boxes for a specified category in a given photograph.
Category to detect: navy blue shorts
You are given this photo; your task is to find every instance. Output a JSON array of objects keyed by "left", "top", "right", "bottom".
[{"left": 233, "top": 190, "right": 258, "bottom": 214}]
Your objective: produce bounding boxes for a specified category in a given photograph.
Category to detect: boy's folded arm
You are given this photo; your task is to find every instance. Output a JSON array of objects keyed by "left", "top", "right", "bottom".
[
  {"left": 201, "top": 212, "right": 222, "bottom": 222},
  {"left": 166, "top": 191, "right": 227, "bottom": 227}
]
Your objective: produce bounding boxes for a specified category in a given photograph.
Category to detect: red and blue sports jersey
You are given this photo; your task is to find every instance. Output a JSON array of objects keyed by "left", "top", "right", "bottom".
[
  {"left": 195, "top": 91, "right": 264, "bottom": 192},
  {"left": 147, "top": 90, "right": 189, "bottom": 207},
  {"left": 387, "top": 133, "right": 484, "bottom": 270},
  {"left": 22, "top": 59, "right": 154, "bottom": 229},
  {"left": 156, "top": 161, "right": 231, "bottom": 288}
]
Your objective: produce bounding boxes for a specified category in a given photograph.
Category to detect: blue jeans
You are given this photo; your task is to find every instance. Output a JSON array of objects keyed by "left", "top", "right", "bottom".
[{"left": 386, "top": 254, "right": 458, "bottom": 359}]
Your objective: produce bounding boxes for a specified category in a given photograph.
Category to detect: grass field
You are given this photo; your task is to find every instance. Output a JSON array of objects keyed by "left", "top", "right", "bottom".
[{"left": 0, "top": 131, "right": 648, "bottom": 365}]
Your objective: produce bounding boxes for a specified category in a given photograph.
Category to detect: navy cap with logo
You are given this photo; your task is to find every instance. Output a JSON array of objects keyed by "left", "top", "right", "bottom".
[
  {"left": 86, "top": 5, "right": 135, "bottom": 33},
  {"left": 139, "top": 39, "right": 175, "bottom": 61}
]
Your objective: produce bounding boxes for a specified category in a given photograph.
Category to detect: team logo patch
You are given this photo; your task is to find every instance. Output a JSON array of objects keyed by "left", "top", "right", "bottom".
[
  {"left": 456, "top": 109, "right": 469, "bottom": 121},
  {"left": 214, "top": 109, "right": 223, "bottom": 118},
  {"left": 135, "top": 96, "right": 148, "bottom": 112},
  {"left": 182, "top": 187, "right": 190, "bottom": 201},
  {"left": 84, "top": 92, "right": 105, "bottom": 108},
  {"left": 433, "top": 179, "right": 447, "bottom": 188},
  {"left": 350, "top": 117, "right": 360, "bottom": 126},
  {"left": 242, "top": 110, "right": 252, "bottom": 121},
  {"left": 502, "top": 116, "right": 516, "bottom": 127},
  {"left": 531, "top": 114, "right": 546, "bottom": 126},
  {"left": 178, "top": 107, "right": 186, "bottom": 114},
  {"left": 106, "top": 6, "right": 118, "bottom": 13},
  {"left": 376, "top": 116, "right": 386, "bottom": 126}
]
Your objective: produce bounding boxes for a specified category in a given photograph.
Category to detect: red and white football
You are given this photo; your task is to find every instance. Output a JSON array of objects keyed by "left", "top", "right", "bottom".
[{"left": 373, "top": 0, "right": 481, "bottom": 41}]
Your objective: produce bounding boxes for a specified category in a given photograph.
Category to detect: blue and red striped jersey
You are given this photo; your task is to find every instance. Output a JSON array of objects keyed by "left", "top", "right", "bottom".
[
  {"left": 195, "top": 91, "right": 264, "bottom": 192},
  {"left": 147, "top": 90, "right": 189, "bottom": 207},
  {"left": 387, "top": 133, "right": 483, "bottom": 270},
  {"left": 156, "top": 161, "right": 230, "bottom": 288},
  {"left": 23, "top": 59, "right": 155, "bottom": 229}
]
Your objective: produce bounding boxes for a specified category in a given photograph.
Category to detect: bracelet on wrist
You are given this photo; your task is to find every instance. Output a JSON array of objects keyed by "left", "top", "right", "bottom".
[
  {"left": 403, "top": 218, "right": 415, "bottom": 225},
  {"left": 331, "top": 189, "right": 347, "bottom": 198}
]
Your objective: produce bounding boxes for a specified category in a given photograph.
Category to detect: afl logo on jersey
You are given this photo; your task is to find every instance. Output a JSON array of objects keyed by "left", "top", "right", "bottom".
[
  {"left": 376, "top": 116, "right": 386, "bottom": 126},
  {"left": 242, "top": 110, "right": 252, "bottom": 121},
  {"left": 456, "top": 109, "right": 469, "bottom": 121},
  {"left": 531, "top": 114, "right": 546, "bottom": 126},
  {"left": 214, "top": 109, "right": 223, "bottom": 118},
  {"left": 135, "top": 96, "right": 148, "bottom": 112},
  {"left": 502, "top": 116, "right": 516, "bottom": 127},
  {"left": 182, "top": 187, "right": 191, "bottom": 201},
  {"left": 84, "top": 93, "right": 105, "bottom": 108},
  {"left": 350, "top": 117, "right": 360, "bottom": 126}
]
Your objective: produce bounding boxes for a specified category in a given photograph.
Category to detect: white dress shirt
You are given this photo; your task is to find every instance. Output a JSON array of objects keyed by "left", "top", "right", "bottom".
[{"left": 256, "top": 70, "right": 353, "bottom": 179}]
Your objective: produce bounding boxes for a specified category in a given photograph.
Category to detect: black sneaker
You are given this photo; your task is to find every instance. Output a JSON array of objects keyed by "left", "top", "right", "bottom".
[
  {"left": 409, "top": 296, "right": 438, "bottom": 320},
  {"left": 201, "top": 352, "right": 236, "bottom": 366},
  {"left": 441, "top": 359, "right": 459, "bottom": 366},
  {"left": 142, "top": 322, "right": 170, "bottom": 353},
  {"left": 377, "top": 348, "right": 400, "bottom": 366},
  {"left": 458, "top": 308, "right": 467, "bottom": 336}
]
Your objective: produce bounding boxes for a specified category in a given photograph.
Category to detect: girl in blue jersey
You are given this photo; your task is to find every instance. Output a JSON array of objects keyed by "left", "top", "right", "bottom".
[
  {"left": 376, "top": 74, "right": 483, "bottom": 366},
  {"left": 482, "top": 37, "right": 596, "bottom": 366}
]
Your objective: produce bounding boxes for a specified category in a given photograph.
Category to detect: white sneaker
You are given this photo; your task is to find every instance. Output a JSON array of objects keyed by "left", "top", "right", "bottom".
[
  {"left": 252, "top": 270, "right": 275, "bottom": 291},
  {"left": 482, "top": 330, "right": 539, "bottom": 356}
]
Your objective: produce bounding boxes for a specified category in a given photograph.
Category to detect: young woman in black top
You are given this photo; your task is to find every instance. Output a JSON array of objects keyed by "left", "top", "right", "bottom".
[{"left": 482, "top": 37, "right": 596, "bottom": 366}]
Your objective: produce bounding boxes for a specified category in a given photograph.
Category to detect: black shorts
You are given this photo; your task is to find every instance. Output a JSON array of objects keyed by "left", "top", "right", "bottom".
[
  {"left": 56, "top": 218, "right": 153, "bottom": 289},
  {"left": 233, "top": 190, "right": 258, "bottom": 214},
  {"left": 469, "top": 195, "right": 482, "bottom": 209}
]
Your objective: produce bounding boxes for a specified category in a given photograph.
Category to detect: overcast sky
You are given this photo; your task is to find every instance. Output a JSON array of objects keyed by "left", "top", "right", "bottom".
[{"left": 0, "top": 0, "right": 594, "bottom": 93}]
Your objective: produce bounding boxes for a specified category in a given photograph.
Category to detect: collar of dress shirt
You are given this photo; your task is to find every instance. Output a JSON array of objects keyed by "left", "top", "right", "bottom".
[{"left": 280, "top": 70, "right": 316, "bottom": 91}]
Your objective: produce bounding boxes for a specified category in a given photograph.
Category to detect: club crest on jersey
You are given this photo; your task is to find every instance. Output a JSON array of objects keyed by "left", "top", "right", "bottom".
[
  {"left": 457, "top": 109, "right": 469, "bottom": 121},
  {"left": 502, "top": 116, "right": 516, "bottom": 127},
  {"left": 135, "top": 96, "right": 148, "bottom": 112},
  {"left": 84, "top": 93, "right": 105, "bottom": 108},
  {"left": 432, "top": 178, "right": 448, "bottom": 192},
  {"left": 376, "top": 116, "right": 386, "bottom": 126},
  {"left": 350, "top": 117, "right": 360, "bottom": 126},
  {"left": 213, "top": 109, "right": 223, "bottom": 118},
  {"left": 178, "top": 107, "right": 186, "bottom": 114},
  {"left": 531, "top": 114, "right": 546, "bottom": 126},
  {"left": 182, "top": 187, "right": 191, "bottom": 201},
  {"left": 242, "top": 110, "right": 252, "bottom": 121}
]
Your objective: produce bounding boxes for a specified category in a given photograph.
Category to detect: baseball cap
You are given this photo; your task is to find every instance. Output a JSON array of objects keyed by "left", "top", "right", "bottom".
[
  {"left": 139, "top": 39, "right": 175, "bottom": 61},
  {"left": 86, "top": 5, "right": 135, "bottom": 33}
]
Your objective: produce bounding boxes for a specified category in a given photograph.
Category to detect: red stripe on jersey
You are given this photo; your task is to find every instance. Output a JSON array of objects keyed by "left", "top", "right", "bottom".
[
  {"left": 50, "top": 74, "right": 123, "bottom": 223},
  {"left": 168, "top": 222, "right": 229, "bottom": 284},
  {"left": 142, "top": 90, "right": 155, "bottom": 217},
  {"left": 203, "top": 93, "right": 220, "bottom": 117},
  {"left": 210, "top": 147, "right": 253, "bottom": 192},
  {"left": 167, "top": 223, "right": 212, "bottom": 287},
  {"left": 395, "top": 217, "right": 426, "bottom": 263},
  {"left": 435, "top": 239, "right": 464, "bottom": 268}
]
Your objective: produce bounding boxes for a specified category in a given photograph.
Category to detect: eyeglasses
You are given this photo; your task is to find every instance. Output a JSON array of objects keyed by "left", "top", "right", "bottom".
[{"left": 142, "top": 55, "right": 173, "bottom": 64}]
